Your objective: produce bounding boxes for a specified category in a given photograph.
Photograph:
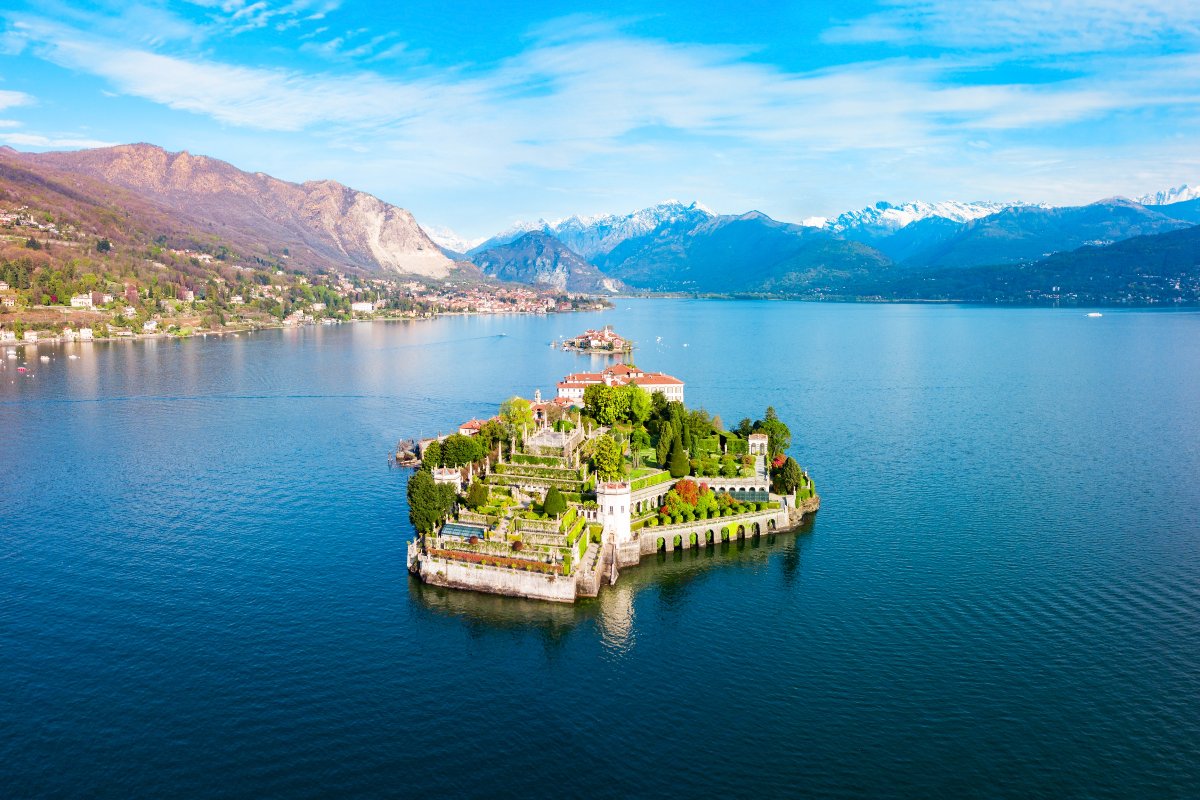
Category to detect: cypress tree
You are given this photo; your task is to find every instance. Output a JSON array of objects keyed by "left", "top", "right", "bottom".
[
  {"left": 656, "top": 421, "right": 675, "bottom": 466},
  {"left": 667, "top": 434, "right": 689, "bottom": 478}
]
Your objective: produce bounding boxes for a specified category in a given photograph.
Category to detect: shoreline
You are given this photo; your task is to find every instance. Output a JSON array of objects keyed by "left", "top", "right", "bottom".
[
  {"left": 1, "top": 306, "right": 600, "bottom": 349},
  {"left": 409, "top": 495, "right": 820, "bottom": 604}
]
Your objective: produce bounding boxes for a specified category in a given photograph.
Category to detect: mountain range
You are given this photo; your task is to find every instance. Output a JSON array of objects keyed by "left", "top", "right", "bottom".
[
  {"left": 4, "top": 143, "right": 458, "bottom": 279},
  {"left": 3, "top": 141, "right": 1198, "bottom": 304},
  {"left": 456, "top": 191, "right": 1200, "bottom": 302}
]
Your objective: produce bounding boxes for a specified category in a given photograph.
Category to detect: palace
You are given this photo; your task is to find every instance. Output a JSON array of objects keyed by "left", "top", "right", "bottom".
[
  {"left": 405, "top": 366, "right": 818, "bottom": 603},
  {"left": 557, "top": 362, "right": 684, "bottom": 404}
]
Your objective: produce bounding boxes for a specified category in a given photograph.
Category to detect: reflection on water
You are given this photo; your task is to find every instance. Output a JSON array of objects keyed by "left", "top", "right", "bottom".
[{"left": 407, "top": 522, "right": 816, "bottom": 653}]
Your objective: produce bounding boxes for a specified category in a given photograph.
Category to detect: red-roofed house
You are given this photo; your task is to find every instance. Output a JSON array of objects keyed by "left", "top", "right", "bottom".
[{"left": 557, "top": 363, "right": 684, "bottom": 403}]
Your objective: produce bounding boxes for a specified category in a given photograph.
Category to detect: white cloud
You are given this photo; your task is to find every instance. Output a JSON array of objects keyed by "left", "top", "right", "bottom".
[
  {"left": 824, "top": 0, "right": 1200, "bottom": 54},
  {"left": 5, "top": 7, "right": 1200, "bottom": 232},
  {"left": 0, "top": 88, "right": 33, "bottom": 110},
  {"left": 0, "top": 132, "right": 117, "bottom": 147}
]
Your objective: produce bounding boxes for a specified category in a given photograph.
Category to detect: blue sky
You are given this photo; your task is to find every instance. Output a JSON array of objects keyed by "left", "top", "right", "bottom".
[{"left": 1, "top": 0, "right": 1199, "bottom": 237}]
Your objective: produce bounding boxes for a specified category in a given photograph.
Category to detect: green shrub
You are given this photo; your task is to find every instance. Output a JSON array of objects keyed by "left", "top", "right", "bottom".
[{"left": 543, "top": 487, "right": 567, "bottom": 516}]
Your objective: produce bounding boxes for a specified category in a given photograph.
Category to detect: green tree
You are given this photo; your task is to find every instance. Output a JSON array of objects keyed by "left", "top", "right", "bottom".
[
  {"left": 771, "top": 456, "right": 804, "bottom": 495},
  {"left": 477, "top": 419, "right": 505, "bottom": 455},
  {"left": 655, "top": 421, "right": 675, "bottom": 466},
  {"left": 583, "top": 384, "right": 621, "bottom": 426},
  {"left": 465, "top": 481, "right": 489, "bottom": 510},
  {"left": 650, "top": 390, "right": 669, "bottom": 421},
  {"left": 543, "top": 486, "right": 567, "bottom": 516},
  {"left": 96, "top": 239, "right": 112, "bottom": 253},
  {"left": 667, "top": 434, "right": 689, "bottom": 478},
  {"left": 592, "top": 435, "right": 624, "bottom": 480},
  {"left": 407, "top": 469, "right": 456, "bottom": 533},
  {"left": 499, "top": 396, "right": 534, "bottom": 431},
  {"left": 625, "top": 384, "right": 652, "bottom": 425},
  {"left": 441, "top": 433, "right": 483, "bottom": 467},
  {"left": 422, "top": 440, "right": 442, "bottom": 469},
  {"left": 756, "top": 410, "right": 792, "bottom": 458}
]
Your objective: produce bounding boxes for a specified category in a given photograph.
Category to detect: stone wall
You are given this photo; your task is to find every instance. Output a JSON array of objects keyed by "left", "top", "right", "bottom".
[
  {"left": 635, "top": 508, "right": 790, "bottom": 555},
  {"left": 415, "top": 553, "right": 578, "bottom": 603}
]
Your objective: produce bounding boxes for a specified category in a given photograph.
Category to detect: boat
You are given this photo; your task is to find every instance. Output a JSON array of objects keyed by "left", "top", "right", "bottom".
[
  {"left": 40, "top": 355, "right": 49, "bottom": 362},
  {"left": 1087, "top": 312, "right": 1103, "bottom": 318},
  {"left": 17, "top": 366, "right": 26, "bottom": 373},
  {"left": 69, "top": 354, "right": 79, "bottom": 360}
]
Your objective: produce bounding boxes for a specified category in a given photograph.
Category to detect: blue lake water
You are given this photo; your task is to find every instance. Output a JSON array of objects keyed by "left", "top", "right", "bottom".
[{"left": 2, "top": 299, "right": 1199, "bottom": 798}]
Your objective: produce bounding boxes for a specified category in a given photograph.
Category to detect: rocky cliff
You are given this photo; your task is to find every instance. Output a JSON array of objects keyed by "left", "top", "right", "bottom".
[{"left": 14, "top": 144, "right": 454, "bottom": 278}]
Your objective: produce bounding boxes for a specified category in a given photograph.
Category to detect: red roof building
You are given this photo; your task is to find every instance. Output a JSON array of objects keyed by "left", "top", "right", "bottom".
[{"left": 556, "top": 363, "right": 684, "bottom": 404}]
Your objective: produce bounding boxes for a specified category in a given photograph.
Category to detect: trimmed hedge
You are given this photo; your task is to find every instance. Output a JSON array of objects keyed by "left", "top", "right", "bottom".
[{"left": 631, "top": 470, "right": 673, "bottom": 491}]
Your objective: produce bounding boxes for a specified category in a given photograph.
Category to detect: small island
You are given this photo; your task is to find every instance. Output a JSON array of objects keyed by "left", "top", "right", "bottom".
[
  {"left": 557, "top": 324, "right": 633, "bottom": 354},
  {"left": 405, "top": 363, "right": 819, "bottom": 602}
]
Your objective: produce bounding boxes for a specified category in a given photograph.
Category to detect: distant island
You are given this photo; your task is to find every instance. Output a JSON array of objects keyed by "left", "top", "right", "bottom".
[
  {"left": 405, "top": 362, "right": 818, "bottom": 602},
  {"left": 556, "top": 324, "right": 633, "bottom": 354}
]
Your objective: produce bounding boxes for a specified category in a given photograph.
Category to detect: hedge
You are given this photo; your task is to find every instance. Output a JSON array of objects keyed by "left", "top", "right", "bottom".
[
  {"left": 631, "top": 470, "right": 673, "bottom": 491},
  {"left": 511, "top": 453, "right": 565, "bottom": 467}
]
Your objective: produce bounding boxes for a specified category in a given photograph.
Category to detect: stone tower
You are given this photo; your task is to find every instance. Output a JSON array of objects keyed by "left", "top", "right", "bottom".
[
  {"left": 596, "top": 481, "right": 632, "bottom": 545},
  {"left": 597, "top": 481, "right": 639, "bottom": 568}
]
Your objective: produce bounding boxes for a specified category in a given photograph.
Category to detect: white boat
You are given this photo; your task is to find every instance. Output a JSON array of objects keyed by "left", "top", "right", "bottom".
[
  {"left": 1086, "top": 312, "right": 1103, "bottom": 318},
  {"left": 69, "top": 354, "right": 79, "bottom": 360},
  {"left": 40, "top": 355, "right": 49, "bottom": 362}
]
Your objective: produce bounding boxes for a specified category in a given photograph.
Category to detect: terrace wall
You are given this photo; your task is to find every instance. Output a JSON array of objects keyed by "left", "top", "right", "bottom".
[{"left": 415, "top": 552, "right": 578, "bottom": 603}]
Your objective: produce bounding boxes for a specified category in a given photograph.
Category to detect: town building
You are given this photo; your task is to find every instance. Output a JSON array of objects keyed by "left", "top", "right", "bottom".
[
  {"left": 70, "top": 294, "right": 93, "bottom": 309},
  {"left": 557, "top": 362, "right": 685, "bottom": 403},
  {"left": 563, "top": 324, "right": 630, "bottom": 352}
]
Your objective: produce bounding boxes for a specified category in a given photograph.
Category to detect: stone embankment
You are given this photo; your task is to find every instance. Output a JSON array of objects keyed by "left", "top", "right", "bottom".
[{"left": 407, "top": 492, "right": 820, "bottom": 604}]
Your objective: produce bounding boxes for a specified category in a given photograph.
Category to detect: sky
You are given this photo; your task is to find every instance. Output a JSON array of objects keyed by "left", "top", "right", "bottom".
[{"left": 1, "top": 0, "right": 1199, "bottom": 238}]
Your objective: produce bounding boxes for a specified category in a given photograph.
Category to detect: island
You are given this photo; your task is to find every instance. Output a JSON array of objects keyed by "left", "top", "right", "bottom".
[
  {"left": 557, "top": 324, "right": 633, "bottom": 354},
  {"left": 405, "top": 362, "right": 819, "bottom": 602}
]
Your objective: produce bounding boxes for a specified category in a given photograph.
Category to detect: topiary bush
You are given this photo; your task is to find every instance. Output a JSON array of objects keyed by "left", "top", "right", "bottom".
[{"left": 543, "top": 486, "right": 567, "bottom": 516}]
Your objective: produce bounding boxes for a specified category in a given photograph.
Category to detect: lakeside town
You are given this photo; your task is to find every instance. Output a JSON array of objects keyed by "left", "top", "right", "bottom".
[
  {"left": 0, "top": 203, "right": 605, "bottom": 346},
  {"left": 404, "top": 360, "right": 819, "bottom": 602}
]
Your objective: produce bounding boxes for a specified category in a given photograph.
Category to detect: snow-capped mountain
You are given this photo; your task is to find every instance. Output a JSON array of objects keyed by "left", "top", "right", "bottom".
[
  {"left": 471, "top": 200, "right": 715, "bottom": 258},
  {"left": 1136, "top": 184, "right": 1200, "bottom": 206},
  {"left": 551, "top": 200, "right": 715, "bottom": 258},
  {"left": 822, "top": 200, "right": 1019, "bottom": 236},
  {"left": 420, "top": 224, "right": 484, "bottom": 256}
]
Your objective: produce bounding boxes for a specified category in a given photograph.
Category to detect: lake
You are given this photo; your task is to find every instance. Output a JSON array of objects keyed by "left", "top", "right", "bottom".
[{"left": 2, "top": 299, "right": 1199, "bottom": 798}]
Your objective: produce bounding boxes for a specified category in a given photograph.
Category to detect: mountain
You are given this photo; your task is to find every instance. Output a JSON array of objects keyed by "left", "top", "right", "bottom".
[
  {"left": 551, "top": 201, "right": 714, "bottom": 259},
  {"left": 896, "top": 199, "right": 1193, "bottom": 269},
  {"left": 10, "top": 144, "right": 455, "bottom": 279},
  {"left": 598, "top": 210, "right": 891, "bottom": 293},
  {"left": 871, "top": 223, "right": 1200, "bottom": 305},
  {"left": 469, "top": 200, "right": 714, "bottom": 258},
  {"left": 825, "top": 200, "right": 1018, "bottom": 237},
  {"left": 1136, "top": 184, "right": 1200, "bottom": 206},
  {"left": 420, "top": 225, "right": 482, "bottom": 258},
  {"left": 470, "top": 232, "right": 623, "bottom": 294}
]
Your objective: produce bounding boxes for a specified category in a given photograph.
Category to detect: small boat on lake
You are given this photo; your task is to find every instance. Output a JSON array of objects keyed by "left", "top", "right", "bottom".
[{"left": 1087, "top": 312, "right": 1103, "bottom": 318}]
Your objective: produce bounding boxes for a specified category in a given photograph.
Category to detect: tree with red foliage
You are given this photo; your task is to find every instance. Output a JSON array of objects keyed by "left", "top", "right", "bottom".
[{"left": 674, "top": 478, "right": 700, "bottom": 507}]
